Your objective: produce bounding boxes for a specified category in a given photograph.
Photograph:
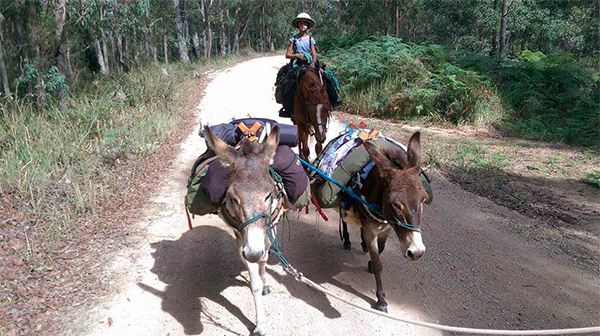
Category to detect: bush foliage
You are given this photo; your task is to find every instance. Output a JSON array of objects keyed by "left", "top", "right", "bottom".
[{"left": 324, "top": 36, "right": 599, "bottom": 146}]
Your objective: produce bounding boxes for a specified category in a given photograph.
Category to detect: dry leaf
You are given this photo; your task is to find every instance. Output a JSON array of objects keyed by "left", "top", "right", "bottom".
[
  {"left": 108, "top": 317, "right": 114, "bottom": 327},
  {"left": 9, "top": 329, "right": 16, "bottom": 336}
]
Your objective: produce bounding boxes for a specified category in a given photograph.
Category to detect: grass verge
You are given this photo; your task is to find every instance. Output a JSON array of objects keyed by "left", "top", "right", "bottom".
[{"left": 0, "top": 51, "right": 263, "bottom": 335}]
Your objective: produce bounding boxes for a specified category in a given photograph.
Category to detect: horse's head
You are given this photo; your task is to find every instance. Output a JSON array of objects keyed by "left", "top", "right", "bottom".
[
  {"left": 204, "top": 125, "right": 281, "bottom": 263},
  {"left": 299, "top": 70, "right": 330, "bottom": 144},
  {"left": 364, "top": 132, "right": 428, "bottom": 261}
]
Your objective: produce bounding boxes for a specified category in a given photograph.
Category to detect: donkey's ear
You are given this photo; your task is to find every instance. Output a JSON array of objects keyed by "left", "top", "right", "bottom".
[
  {"left": 260, "top": 125, "right": 280, "bottom": 164},
  {"left": 407, "top": 132, "right": 422, "bottom": 168},
  {"left": 364, "top": 141, "right": 393, "bottom": 177},
  {"left": 204, "top": 126, "right": 238, "bottom": 167}
]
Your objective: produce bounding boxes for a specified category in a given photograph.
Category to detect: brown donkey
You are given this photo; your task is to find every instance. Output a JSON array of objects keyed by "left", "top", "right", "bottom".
[
  {"left": 292, "top": 68, "right": 330, "bottom": 160},
  {"left": 340, "top": 132, "right": 428, "bottom": 312},
  {"left": 203, "top": 125, "right": 284, "bottom": 336}
]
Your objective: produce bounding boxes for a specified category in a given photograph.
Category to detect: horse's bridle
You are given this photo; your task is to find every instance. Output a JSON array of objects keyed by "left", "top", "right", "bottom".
[{"left": 308, "top": 111, "right": 330, "bottom": 144}]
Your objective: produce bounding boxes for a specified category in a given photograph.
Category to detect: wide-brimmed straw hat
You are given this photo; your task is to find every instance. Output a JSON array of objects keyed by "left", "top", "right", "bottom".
[{"left": 292, "top": 12, "right": 315, "bottom": 29}]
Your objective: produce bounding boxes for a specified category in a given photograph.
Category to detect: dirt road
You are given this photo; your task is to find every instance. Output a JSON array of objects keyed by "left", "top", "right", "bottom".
[{"left": 70, "top": 56, "right": 599, "bottom": 336}]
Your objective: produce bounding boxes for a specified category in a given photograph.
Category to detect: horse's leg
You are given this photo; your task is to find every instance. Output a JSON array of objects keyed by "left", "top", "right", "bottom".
[
  {"left": 315, "top": 141, "right": 323, "bottom": 157},
  {"left": 245, "top": 260, "right": 267, "bottom": 335},
  {"left": 298, "top": 126, "right": 310, "bottom": 161},
  {"left": 342, "top": 220, "right": 351, "bottom": 250},
  {"left": 363, "top": 225, "right": 389, "bottom": 312}
]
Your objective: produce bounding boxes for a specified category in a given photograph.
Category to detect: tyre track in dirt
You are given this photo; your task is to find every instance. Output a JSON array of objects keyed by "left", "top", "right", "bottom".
[{"left": 69, "top": 56, "right": 599, "bottom": 336}]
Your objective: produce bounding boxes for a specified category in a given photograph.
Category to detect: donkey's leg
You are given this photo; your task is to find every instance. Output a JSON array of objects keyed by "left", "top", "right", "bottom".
[
  {"left": 342, "top": 220, "right": 352, "bottom": 250},
  {"left": 363, "top": 226, "right": 389, "bottom": 312},
  {"left": 377, "top": 231, "right": 390, "bottom": 254},
  {"left": 245, "top": 260, "right": 267, "bottom": 336},
  {"left": 360, "top": 228, "right": 368, "bottom": 253},
  {"left": 259, "top": 255, "right": 270, "bottom": 296}
]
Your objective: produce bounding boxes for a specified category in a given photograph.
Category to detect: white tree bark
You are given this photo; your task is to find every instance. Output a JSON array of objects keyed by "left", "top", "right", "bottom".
[
  {"left": 172, "top": 0, "right": 190, "bottom": 63},
  {"left": 0, "top": 12, "right": 12, "bottom": 101}
]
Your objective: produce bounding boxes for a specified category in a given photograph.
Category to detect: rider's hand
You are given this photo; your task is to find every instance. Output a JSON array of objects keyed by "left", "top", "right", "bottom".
[
  {"left": 297, "top": 54, "right": 307, "bottom": 61},
  {"left": 310, "top": 62, "right": 316, "bottom": 68}
]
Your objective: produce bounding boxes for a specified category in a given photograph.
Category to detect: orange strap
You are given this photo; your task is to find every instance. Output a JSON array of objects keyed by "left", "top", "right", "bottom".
[{"left": 238, "top": 122, "right": 262, "bottom": 142}]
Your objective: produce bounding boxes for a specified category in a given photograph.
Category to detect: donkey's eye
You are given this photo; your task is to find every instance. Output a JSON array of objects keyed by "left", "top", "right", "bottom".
[
  {"left": 228, "top": 196, "right": 240, "bottom": 205},
  {"left": 264, "top": 193, "right": 272, "bottom": 202}
]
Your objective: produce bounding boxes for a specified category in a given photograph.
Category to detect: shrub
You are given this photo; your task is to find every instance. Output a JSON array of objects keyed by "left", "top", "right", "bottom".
[{"left": 324, "top": 36, "right": 506, "bottom": 126}]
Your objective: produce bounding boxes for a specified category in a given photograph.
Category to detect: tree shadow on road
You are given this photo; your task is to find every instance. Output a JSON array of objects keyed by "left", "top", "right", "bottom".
[{"left": 138, "top": 224, "right": 253, "bottom": 335}]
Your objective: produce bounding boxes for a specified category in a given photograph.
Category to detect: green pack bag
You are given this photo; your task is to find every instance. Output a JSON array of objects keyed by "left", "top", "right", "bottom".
[{"left": 186, "top": 156, "right": 219, "bottom": 216}]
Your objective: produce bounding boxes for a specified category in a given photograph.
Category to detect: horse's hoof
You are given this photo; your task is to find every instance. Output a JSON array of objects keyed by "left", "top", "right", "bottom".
[
  {"left": 375, "top": 303, "right": 388, "bottom": 313},
  {"left": 343, "top": 242, "right": 351, "bottom": 251},
  {"left": 262, "top": 286, "right": 271, "bottom": 296},
  {"left": 367, "top": 260, "right": 373, "bottom": 273}
]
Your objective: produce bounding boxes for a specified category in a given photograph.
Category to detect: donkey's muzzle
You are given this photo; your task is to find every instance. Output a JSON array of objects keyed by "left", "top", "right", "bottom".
[
  {"left": 242, "top": 246, "right": 266, "bottom": 263},
  {"left": 406, "top": 248, "right": 425, "bottom": 261}
]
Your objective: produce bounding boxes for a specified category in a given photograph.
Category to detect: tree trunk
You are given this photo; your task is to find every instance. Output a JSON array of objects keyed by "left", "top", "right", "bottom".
[
  {"left": 220, "top": 10, "right": 226, "bottom": 57},
  {"left": 173, "top": 0, "right": 190, "bottom": 63},
  {"left": 144, "top": 5, "right": 156, "bottom": 61},
  {"left": 13, "top": 0, "right": 28, "bottom": 60},
  {"left": 93, "top": 35, "right": 107, "bottom": 74},
  {"left": 123, "top": 33, "right": 129, "bottom": 69},
  {"left": 192, "top": 31, "right": 200, "bottom": 59},
  {"left": 114, "top": 0, "right": 124, "bottom": 73},
  {"left": 54, "top": 0, "right": 68, "bottom": 109},
  {"left": 163, "top": 31, "right": 169, "bottom": 65},
  {"left": 101, "top": 29, "right": 110, "bottom": 72},
  {"left": 395, "top": 4, "right": 399, "bottom": 37},
  {"left": 206, "top": 4, "right": 213, "bottom": 60},
  {"left": 499, "top": 0, "right": 509, "bottom": 59},
  {"left": 0, "top": 12, "right": 12, "bottom": 101}
]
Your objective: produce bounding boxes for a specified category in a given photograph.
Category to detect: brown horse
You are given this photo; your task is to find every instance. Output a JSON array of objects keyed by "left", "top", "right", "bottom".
[
  {"left": 340, "top": 132, "right": 428, "bottom": 312},
  {"left": 292, "top": 68, "right": 330, "bottom": 160},
  {"left": 203, "top": 125, "right": 284, "bottom": 336}
]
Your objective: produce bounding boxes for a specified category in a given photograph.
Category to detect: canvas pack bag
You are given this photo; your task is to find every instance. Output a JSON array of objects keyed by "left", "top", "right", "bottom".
[{"left": 311, "top": 131, "right": 433, "bottom": 209}]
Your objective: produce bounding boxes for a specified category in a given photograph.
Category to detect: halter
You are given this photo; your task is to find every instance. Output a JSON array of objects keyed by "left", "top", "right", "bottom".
[
  {"left": 359, "top": 184, "right": 422, "bottom": 232},
  {"left": 222, "top": 168, "right": 284, "bottom": 233},
  {"left": 221, "top": 170, "right": 290, "bottom": 268}
]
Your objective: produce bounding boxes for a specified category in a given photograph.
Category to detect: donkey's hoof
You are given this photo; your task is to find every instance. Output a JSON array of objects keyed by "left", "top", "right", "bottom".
[
  {"left": 262, "top": 286, "right": 271, "bottom": 296},
  {"left": 375, "top": 303, "right": 388, "bottom": 313},
  {"left": 253, "top": 327, "right": 266, "bottom": 336},
  {"left": 367, "top": 260, "right": 373, "bottom": 273},
  {"left": 343, "top": 242, "right": 352, "bottom": 251}
]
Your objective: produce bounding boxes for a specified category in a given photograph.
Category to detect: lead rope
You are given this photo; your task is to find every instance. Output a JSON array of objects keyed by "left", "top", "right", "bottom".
[
  {"left": 265, "top": 214, "right": 600, "bottom": 335},
  {"left": 267, "top": 164, "right": 600, "bottom": 334}
]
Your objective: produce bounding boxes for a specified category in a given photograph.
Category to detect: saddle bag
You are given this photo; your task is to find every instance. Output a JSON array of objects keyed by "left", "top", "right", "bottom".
[
  {"left": 186, "top": 155, "right": 219, "bottom": 216},
  {"left": 311, "top": 133, "right": 433, "bottom": 209}
]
